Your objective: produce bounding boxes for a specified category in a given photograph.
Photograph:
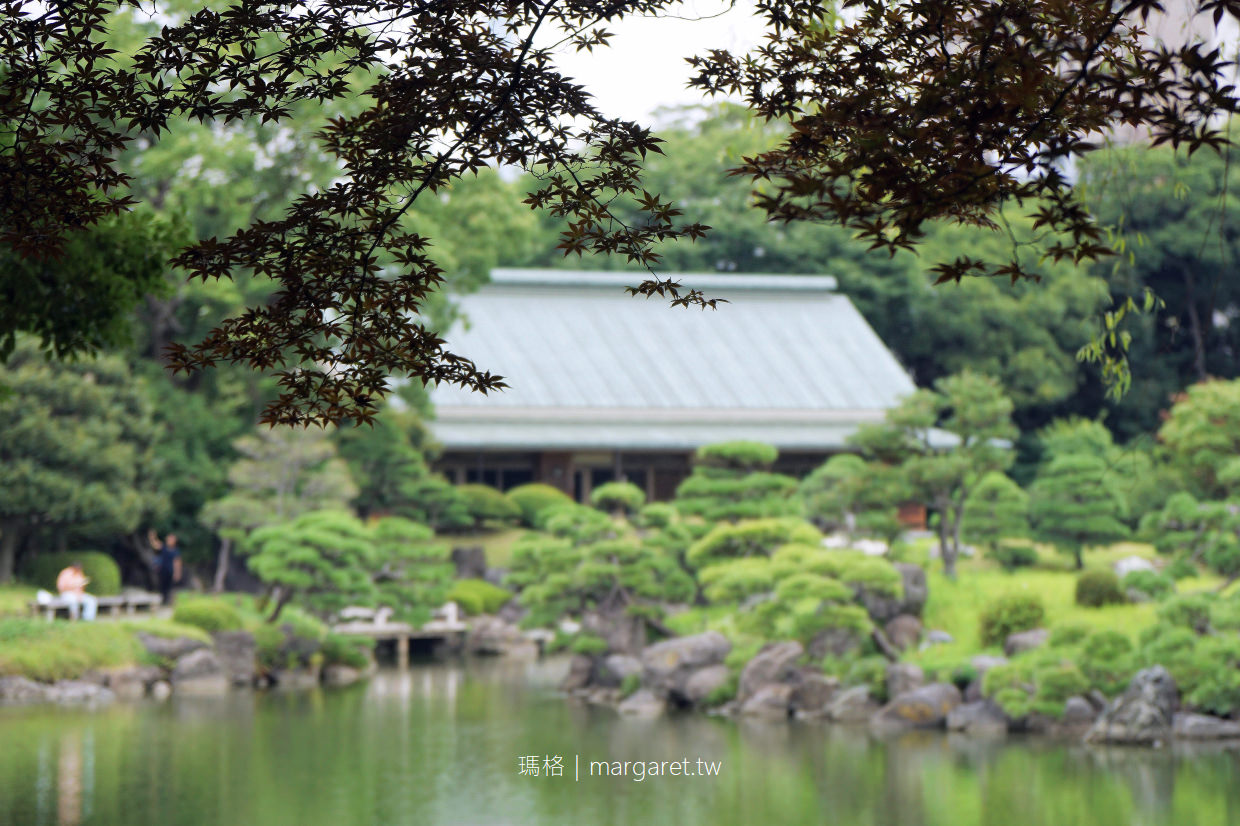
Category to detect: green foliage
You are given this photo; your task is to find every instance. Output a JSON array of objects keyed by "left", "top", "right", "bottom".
[
  {"left": 675, "top": 470, "right": 800, "bottom": 522},
  {"left": 0, "top": 344, "right": 166, "bottom": 582},
  {"left": 369, "top": 516, "right": 454, "bottom": 625},
  {"left": 982, "top": 661, "right": 1036, "bottom": 718},
  {"left": 1031, "top": 662, "right": 1090, "bottom": 716},
  {"left": 833, "top": 555, "right": 902, "bottom": 597},
  {"left": 1074, "top": 570, "right": 1126, "bottom": 608},
  {"left": 1079, "top": 630, "right": 1135, "bottom": 697},
  {"left": 1165, "top": 556, "right": 1199, "bottom": 580},
  {"left": 844, "top": 656, "right": 889, "bottom": 703},
  {"left": 540, "top": 504, "right": 616, "bottom": 542},
  {"left": 702, "top": 671, "right": 739, "bottom": 707},
  {"left": 1121, "top": 570, "right": 1174, "bottom": 600},
  {"left": 505, "top": 483, "right": 573, "bottom": 528},
  {"left": 698, "top": 558, "right": 775, "bottom": 604},
  {"left": 447, "top": 579, "right": 513, "bottom": 616},
  {"left": 1047, "top": 624, "right": 1091, "bottom": 647},
  {"left": 1030, "top": 454, "right": 1129, "bottom": 568},
  {"left": 962, "top": 472, "right": 1030, "bottom": 553},
  {"left": 590, "top": 482, "right": 646, "bottom": 515},
  {"left": 457, "top": 484, "right": 521, "bottom": 528},
  {"left": 634, "top": 503, "right": 678, "bottom": 530},
  {"left": 247, "top": 511, "right": 378, "bottom": 621},
  {"left": 172, "top": 599, "right": 244, "bottom": 634},
  {"left": 978, "top": 593, "right": 1045, "bottom": 647},
  {"left": 334, "top": 411, "right": 441, "bottom": 520},
  {"left": 799, "top": 454, "right": 909, "bottom": 543},
  {"left": 0, "top": 617, "right": 206, "bottom": 682},
  {"left": 1159, "top": 380, "right": 1240, "bottom": 500},
  {"left": 850, "top": 370, "right": 1017, "bottom": 577},
  {"left": 22, "top": 552, "right": 122, "bottom": 597},
  {"left": 620, "top": 672, "right": 642, "bottom": 699},
  {"left": 693, "top": 441, "right": 779, "bottom": 473},
  {"left": 686, "top": 519, "right": 821, "bottom": 569},
  {"left": 990, "top": 544, "right": 1038, "bottom": 571},
  {"left": 320, "top": 633, "right": 372, "bottom": 670},
  {"left": 1157, "top": 593, "right": 1214, "bottom": 635},
  {"left": 569, "top": 634, "right": 609, "bottom": 656},
  {"left": 1138, "top": 622, "right": 1240, "bottom": 716}
]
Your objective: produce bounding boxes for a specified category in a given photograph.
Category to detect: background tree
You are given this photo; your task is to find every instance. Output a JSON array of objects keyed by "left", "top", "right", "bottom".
[
  {"left": 852, "top": 371, "right": 1017, "bottom": 577},
  {"left": 674, "top": 441, "right": 800, "bottom": 522},
  {"left": 201, "top": 425, "right": 357, "bottom": 589},
  {"left": 962, "top": 472, "right": 1031, "bottom": 559},
  {"left": 0, "top": 341, "right": 166, "bottom": 582},
  {"left": 1030, "top": 455, "right": 1130, "bottom": 569},
  {"left": 247, "top": 510, "right": 377, "bottom": 622},
  {"left": 1158, "top": 380, "right": 1240, "bottom": 500}
]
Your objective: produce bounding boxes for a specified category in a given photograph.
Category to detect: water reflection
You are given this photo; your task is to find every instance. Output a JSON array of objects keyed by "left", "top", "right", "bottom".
[{"left": 0, "top": 662, "right": 1238, "bottom": 826}]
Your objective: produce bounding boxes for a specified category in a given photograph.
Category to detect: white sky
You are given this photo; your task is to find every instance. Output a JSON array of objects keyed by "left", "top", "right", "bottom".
[{"left": 546, "top": 1, "right": 767, "bottom": 126}]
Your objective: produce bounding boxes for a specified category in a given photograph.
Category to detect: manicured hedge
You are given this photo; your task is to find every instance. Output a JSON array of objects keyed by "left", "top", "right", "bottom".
[
  {"left": 458, "top": 484, "right": 521, "bottom": 526},
  {"left": 1075, "top": 569, "right": 1126, "bottom": 607},
  {"left": 23, "top": 552, "right": 122, "bottom": 596},
  {"left": 978, "top": 593, "right": 1045, "bottom": 647},
  {"left": 505, "top": 483, "right": 572, "bottom": 527},
  {"left": 172, "top": 599, "right": 244, "bottom": 633},
  {"left": 447, "top": 578, "right": 513, "bottom": 616}
]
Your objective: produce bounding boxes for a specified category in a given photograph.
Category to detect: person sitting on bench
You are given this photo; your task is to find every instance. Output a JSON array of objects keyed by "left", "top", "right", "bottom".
[{"left": 56, "top": 562, "right": 97, "bottom": 621}]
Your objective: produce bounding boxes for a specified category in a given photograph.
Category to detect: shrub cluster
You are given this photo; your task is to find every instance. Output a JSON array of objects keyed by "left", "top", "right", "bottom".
[
  {"left": 23, "top": 552, "right": 122, "bottom": 596},
  {"left": 457, "top": 484, "right": 520, "bottom": 527},
  {"left": 1121, "top": 569, "right": 1174, "bottom": 600},
  {"left": 590, "top": 481, "right": 646, "bottom": 515},
  {"left": 1074, "top": 569, "right": 1126, "bottom": 607},
  {"left": 505, "top": 483, "right": 572, "bottom": 527},
  {"left": 978, "top": 593, "right": 1045, "bottom": 647},
  {"left": 447, "top": 579, "right": 513, "bottom": 616},
  {"left": 172, "top": 599, "right": 244, "bottom": 633}
]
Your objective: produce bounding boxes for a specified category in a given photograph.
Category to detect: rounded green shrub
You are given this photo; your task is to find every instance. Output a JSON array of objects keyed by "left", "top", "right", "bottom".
[
  {"left": 978, "top": 593, "right": 1045, "bottom": 647},
  {"left": 1121, "top": 569, "right": 1174, "bottom": 600},
  {"left": 1165, "top": 556, "right": 1199, "bottom": 580},
  {"left": 1157, "top": 593, "right": 1213, "bottom": 634},
  {"left": 1048, "top": 623, "right": 1090, "bottom": 648},
  {"left": 635, "top": 503, "right": 678, "bottom": 529},
  {"left": 687, "top": 518, "right": 821, "bottom": 569},
  {"left": 693, "top": 441, "right": 779, "bottom": 473},
  {"left": 1032, "top": 662, "right": 1090, "bottom": 716},
  {"left": 457, "top": 484, "right": 520, "bottom": 526},
  {"left": 505, "top": 483, "right": 573, "bottom": 527},
  {"left": 990, "top": 544, "right": 1038, "bottom": 571},
  {"left": 540, "top": 503, "right": 615, "bottom": 541},
  {"left": 22, "top": 551, "right": 122, "bottom": 596},
  {"left": 570, "top": 634, "right": 609, "bottom": 656},
  {"left": 1079, "top": 630, "right": 1136, "bottom": 696},
  {"left": 590, "top": 481, "right": 646, "bottom": 515},
  {"left": 172, "top": 599, "right": 244, "bottom": 633},
  {"left": 844, "top": 656, "right": 890, "bottom": 703},
  {"left": 321, "top": 633, "right": 372, "bottom": 670},
  {"left": 1074, "top": 569, "right": 1126, "bottom": 607},
  {"left": 446, "top": 579, "right": 513, "bottom": 616}
]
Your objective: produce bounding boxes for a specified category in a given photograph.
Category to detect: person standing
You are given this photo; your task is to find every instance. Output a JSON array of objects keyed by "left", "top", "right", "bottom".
[
  {"left": 151, "top": 532, "right": 183, "bottom": 605},
  {"left": 56, "top": 562, "right": 97, "bottom": 621}
]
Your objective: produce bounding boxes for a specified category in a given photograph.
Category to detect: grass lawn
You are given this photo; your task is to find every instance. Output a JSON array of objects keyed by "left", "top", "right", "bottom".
[
  {"left": 0, "top": 585, "right": 37, "bottom": 618},
  {"left": 906, "top": 540, "right": 1228, "bottom": 673},
  {"left": 450, "top": 527, "right": 535, "bottom": 567},
  {"left": 0, "top": 616, "right": 209, "bottom": 682}
]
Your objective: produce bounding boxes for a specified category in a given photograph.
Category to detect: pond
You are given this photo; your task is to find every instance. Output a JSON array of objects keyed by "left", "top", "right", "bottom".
[{"left": 1, "top": 660, "right": 1238, "bottom": 826}]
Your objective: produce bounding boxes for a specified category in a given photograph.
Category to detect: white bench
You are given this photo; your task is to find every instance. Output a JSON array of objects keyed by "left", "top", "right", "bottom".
[{"left": 28, "top": 590, "right": 162, "bottom": 621}]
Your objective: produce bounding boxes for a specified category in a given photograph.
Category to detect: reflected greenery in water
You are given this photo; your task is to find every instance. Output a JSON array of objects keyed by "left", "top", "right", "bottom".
[{"left": 1, "top": 660, "right": 1238, "bottom": 826}]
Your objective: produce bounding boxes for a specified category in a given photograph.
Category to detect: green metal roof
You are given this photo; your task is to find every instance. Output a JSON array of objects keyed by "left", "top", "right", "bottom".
[{"left": 429, "top": 269, "right": 918, "bottom": 451}]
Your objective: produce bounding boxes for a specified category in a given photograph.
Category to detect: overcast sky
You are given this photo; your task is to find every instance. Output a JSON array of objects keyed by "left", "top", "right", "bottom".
[{"left": 546, "top": 1, "right": 766, "bottom": 126}]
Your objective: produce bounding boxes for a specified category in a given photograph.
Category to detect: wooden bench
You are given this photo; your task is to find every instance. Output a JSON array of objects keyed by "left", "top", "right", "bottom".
[{"left": 28, "top": 592, "right": 162, "bottom": 621}]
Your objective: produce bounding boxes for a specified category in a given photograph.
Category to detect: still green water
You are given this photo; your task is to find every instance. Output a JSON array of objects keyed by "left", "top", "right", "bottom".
[{"left": 1, "top": 659, "right": 1238, "bottom": 826}]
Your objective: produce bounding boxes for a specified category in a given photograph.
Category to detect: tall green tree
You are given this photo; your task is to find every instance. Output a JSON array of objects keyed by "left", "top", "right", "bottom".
[
  {"left": 1159, "top": 380, "right": 1240, "bottom": 501},
  {"left": 962, "top": 472, "right": 1031, "bottom": 558},
  {"left": 0, "top": 342, "right": 166, "bottom": 582},
  {"left": 1030, "top": 455, "right": 1129, "bottom": 569},
  {"left": 201, "top": 425, "right": 357, "bottom": 590},
  {"left": 852, "top": 371, "right": 1017, "bottom": 578}
]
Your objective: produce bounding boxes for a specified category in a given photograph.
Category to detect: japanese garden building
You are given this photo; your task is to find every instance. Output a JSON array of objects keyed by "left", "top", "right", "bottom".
[{"left": 429, "top": 269, "right": 918, "bottom": 502}]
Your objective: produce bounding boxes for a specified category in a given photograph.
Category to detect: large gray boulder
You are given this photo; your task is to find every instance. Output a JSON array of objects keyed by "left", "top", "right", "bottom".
[
  {"left": 137, "top": 633, "right": 207, "bottom": 660},
  {"left": 827, "top": 685, "right": 880, "bottom": 723},
  {"left": 683, "top": 665, "right": 732, "bottom": 706},
  {"left": 884, "top": 615, "right": 923, "bottom": 651},
  {"left": 600, "top": 654, "right": 643, "bottom": 685},
  {"left": 1061, "top": 696, "right": 1098, "bottom": 727},
  {"left": 738, "top": 684, "right": 793, "bottom": 719},
  {"left": 789, "top": 671, "right": 839, "bottom": 718},
  {"left": 212, "top": 630, "right": 257, "bottom": 687},
  {"left": 1172, "top": 712, "right": 1240, "bottom": 740},
  {"left": 0, "top": 676, "right": 53, "bottom": 704},
  {"left": 737, "top": 641, "right": 803, "bottom": 702},
  {"left": 1085, "top": 666, "right": 1179, "bottom": 745},
  {"left": 808, "top": 627, "right": 864, "bottom": 659},
  {"left": 617, "top": 688, "right": 665, "bottom": 717},
  {"left": 560, "top": 655, "right": 594, "bottom": 692},
  {"left": 641, "top": 632, "right": 731, "bottom": 699},
  {"left": 894, "top": 563, "right": 928, "bottom": 616},
  {"left": 50, "top": 681, "right": 115, "bottom": 706},
  {"left": 466, "top": 616, "right": 538, "bottom": 658},
  {"left": 873, "top": 683, "right": 962, "bottom": 730},
  {"left": 885, "top": 663, "right": 925, "bottom": 700},
  {"left": 1003, "top": 628, "right": 1049, "bottom": 657},
  {"left": 946, "top": 699, "right": 1009, "bottom": 735},
  {"left": 171, "top": 649, "right": 229, "bottom": 695},
  {"left": 582, "top": 609, "right": 647, "bottom": 656}
]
